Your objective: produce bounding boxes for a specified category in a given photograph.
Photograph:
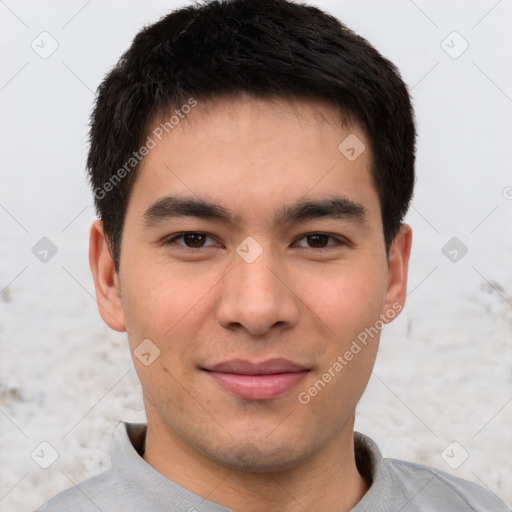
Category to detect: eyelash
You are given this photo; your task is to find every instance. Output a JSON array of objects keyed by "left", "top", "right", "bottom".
[{"left": 163, "top": 232, "right": 348, "bottom": 251}]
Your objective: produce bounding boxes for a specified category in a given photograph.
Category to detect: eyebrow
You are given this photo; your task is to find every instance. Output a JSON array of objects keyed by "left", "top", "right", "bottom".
[{"left": 142, "top": 195, "right": 366, "bottom": 228}]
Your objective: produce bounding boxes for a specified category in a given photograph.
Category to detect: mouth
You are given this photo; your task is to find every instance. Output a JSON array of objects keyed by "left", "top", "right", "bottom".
[{"left": 202, "top": 358, "right": 310, "bottom": 401}]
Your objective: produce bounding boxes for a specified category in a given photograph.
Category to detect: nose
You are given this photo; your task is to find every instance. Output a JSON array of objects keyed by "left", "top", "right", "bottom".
[{"left": 216, "top": 243, "right": 300, "bottom": 337}]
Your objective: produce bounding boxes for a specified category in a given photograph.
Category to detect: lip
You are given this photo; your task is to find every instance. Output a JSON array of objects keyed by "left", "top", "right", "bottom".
[{"left": 203, "top": 358, "right": 309, "bottom": 400}]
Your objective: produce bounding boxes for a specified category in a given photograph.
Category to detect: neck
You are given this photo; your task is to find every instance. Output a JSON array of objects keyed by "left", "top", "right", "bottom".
[{"left": 142, "top": 414, "right": 369, "bottom": 512}]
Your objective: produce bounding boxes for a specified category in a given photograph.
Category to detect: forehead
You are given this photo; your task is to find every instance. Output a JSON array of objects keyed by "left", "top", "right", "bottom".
[
  {"left": 127, "top": 95, "right": 379, "bottom": 225},
  {"left": 147, "top": 94, "right": 364, "bottom": 157}
]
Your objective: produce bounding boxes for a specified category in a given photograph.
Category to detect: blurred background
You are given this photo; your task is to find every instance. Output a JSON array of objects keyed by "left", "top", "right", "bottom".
[{"left": 1, "top": 0, "right": 511, "bottom": 510}]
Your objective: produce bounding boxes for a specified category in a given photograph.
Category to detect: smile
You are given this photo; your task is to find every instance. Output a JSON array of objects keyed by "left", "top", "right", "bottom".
[{"left": 203, "top": 358, "right": 310, "bottom": 400}]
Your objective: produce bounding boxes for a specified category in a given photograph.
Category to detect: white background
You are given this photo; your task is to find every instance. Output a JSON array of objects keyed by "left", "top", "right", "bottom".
[{"left": 1, "top": 1, "right": 511, "bottom": 510}]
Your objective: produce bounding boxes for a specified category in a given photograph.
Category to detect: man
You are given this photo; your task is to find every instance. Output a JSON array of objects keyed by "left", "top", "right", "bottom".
[{"left": 36, "top": 0, "right": 509, "bottom": 510}]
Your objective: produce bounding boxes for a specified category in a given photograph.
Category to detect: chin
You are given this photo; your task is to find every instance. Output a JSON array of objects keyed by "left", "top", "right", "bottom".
[{"left": 200, "top": 435, "right": 319, "bottom": 473}]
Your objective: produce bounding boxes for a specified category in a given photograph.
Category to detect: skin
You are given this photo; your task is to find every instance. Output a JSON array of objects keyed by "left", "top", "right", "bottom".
[{"left": 89, "top": 94, "right": 412, "bottom": 512}]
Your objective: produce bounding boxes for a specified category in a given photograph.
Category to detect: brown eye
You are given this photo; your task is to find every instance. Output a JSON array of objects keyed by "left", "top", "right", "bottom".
[
  {"left": 294, "top": 233, "right": 345, "bottom": 249},
  {"left": 305, "top": 234, "right": 330, "bottom": 248},
  {"left": 164, "top": 232, "right": 218, "bottom": 248},
  {"left": 182, "top": 233, "right": 207, "bottom": 248}
]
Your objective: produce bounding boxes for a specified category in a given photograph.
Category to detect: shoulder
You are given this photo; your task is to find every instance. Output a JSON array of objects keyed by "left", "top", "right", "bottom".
[
  {"left": 34, "top": 468, "right": 118, "bottom": 512},
  {"left": 34, "top": 422, "right": 146, "bottom": 512},
  {"left": 353, "top": 433, "right": 509, "bottom": 512},
  {"left": 384, "top": 458, "right": 510, "bottom": 511}
]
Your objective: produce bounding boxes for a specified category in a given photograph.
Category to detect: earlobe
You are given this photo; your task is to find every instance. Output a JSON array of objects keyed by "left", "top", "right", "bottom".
[
  {"left": 89, "top": 220, "right": 126, "bottom": 332},
  {"left": 384, "top": 223, "right": 412, "bottom": 319}
]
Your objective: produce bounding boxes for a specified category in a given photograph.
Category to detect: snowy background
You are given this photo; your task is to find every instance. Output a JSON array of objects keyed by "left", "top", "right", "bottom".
[{"left": 1, "top": 1, "right": 511, "bottom": 510}]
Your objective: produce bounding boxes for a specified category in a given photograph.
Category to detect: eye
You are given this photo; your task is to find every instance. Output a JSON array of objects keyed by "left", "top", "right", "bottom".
[
  {"left": 293, "top": 233, "right": 347, "bottom": 249},
  {"left": 163, "top": 232, "right": 348, "bottom": 251},
  {"left": 164, "top": 232, "right": 220, "bottom": 249}
]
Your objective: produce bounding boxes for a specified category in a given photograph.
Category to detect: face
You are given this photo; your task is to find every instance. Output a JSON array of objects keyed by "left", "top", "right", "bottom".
[{"left": 90, "top": 95, "right": 411, "bottom": 473}]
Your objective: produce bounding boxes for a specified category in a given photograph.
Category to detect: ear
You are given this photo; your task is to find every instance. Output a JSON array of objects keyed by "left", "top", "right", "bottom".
[
  {"left": 89, "top": 219, "right": 126, "bottom": 332},
  {"left": 383, "top": 223, "right": 412, "bottom": 319}
]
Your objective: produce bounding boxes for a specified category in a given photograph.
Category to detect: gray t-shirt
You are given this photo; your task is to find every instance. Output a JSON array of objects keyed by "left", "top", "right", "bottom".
[{"left": 36, "top": 422, "right": 509, "bottom": 512}]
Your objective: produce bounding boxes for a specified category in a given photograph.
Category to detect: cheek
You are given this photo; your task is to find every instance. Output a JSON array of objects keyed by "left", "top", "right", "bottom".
[
  {"left": 122, "top": 262, "right": 216, "bottom": 354},
  {"left": 122, "top": 265, "right": 206, "bottom": 399},
  {"left": 297, "top": 272, "right": 384, "bottom": 416},
  {"left": 296, "top": 261, "right": 388, "bottom": 340},
  {"left": 122, "top": 266, "right": 176, "bottom": 348}
]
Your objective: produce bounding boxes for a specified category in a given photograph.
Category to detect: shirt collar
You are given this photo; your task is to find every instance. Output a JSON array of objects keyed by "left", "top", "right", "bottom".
[
  {"left": 111, "top": 421, "right": 391, "bottom": 511},
  {"left": 111, "top": 421, "right": 234, "bottom": 511}
]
